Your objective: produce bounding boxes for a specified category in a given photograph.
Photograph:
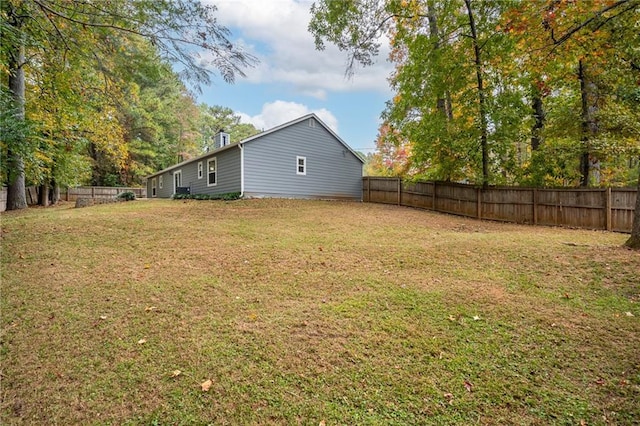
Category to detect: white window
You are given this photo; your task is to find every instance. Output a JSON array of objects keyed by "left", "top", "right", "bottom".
[
  {"left": 296, "top": 156, "right": 306, "bottom": 175},
  {"left": 159, "top": 175, "right": 163, "bottom": 189},
  {"left": 151, "top": 178, "right": 157, "bottom": 197},
  {"left": 222, "top": 134, "right": 228, "bottom": 146},
  {"left": 308, "top": 118, "right": 315, "bottom": 128},
  {"left": 198, "top": 161, "right": 203, "bottom": 179},
  {"left": 207, "top": 158, "right": 217, "bottom": 186},
  {"left": 173, "top": 170, "right": 182, "bottom": 194}
]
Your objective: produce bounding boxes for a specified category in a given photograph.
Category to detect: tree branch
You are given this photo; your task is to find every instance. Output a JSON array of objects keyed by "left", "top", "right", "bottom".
[{"left": 549, "top": 0, "right": 636, "bottom": 47}]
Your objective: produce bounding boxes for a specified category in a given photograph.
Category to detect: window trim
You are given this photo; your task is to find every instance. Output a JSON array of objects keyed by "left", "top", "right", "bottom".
[
  {"left": 159, "top": 175, "right": 163, "bottom": 189},
  {"left": 197, "top": 161, "right": 203, "bottom": 179},
  {"left": 296, "top": 156, "right": 306, "bottom": 176},
  {"left": 151, "top": 177, "right": 157, "bottom": 197},
  {"left": 207, "top": 157, "right": 218, "bottom": 187}
]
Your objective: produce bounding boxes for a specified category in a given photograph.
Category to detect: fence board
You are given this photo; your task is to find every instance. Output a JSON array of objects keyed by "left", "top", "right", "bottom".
[
  {"left": 362, "top": 177, "right": 636, "bottom": 233},
  {"left": 481, "top": 188, "right": 534, "bottom": 223},
  {"left": 611, "top": 188, "right": 636, "bottom": 232}
]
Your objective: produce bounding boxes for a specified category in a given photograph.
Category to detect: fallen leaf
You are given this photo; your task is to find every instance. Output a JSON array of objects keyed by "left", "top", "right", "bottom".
[
  {"left": 472, "top": 315, "right": 481, "bottom": 321},
  {"left": 448, "top": 315, "right": 456, "bottom": 322},
  {"left": 171, "top": 370, "right": 182, "bottom": 378},
  {"left": 137, "top": 338, "right": 147, "bottom": 345},
  {"left": 145, "top": 306, "right": 158, "bottom": 312},
  {"left": 144, "top": 264, "right": 151, "bottom": 269},
  {"left": 319, "top": 421, "right": 326, "bottom": 426},
  {"left": 99, "top": 315, "right": 107, "bottom": 320},
  {"left": 201, "top": 379, "right": 213, "bottom": 392},
  {"left": 595, "top": 378, "right": 605, "bottom": 385},
  {"left": 464, "top": 380, "right": 473, "bottom": 392},
  {"left": 443, "top": 392, "right": 454, "bottom": 404},
  {"left": 625, "top": 311, "right": 634, "bottom": 317}
]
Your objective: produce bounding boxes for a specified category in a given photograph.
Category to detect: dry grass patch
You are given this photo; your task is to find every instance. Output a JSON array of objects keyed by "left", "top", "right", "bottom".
[{"left": 1, "top": 199, "right": 639, "bottom": 425}]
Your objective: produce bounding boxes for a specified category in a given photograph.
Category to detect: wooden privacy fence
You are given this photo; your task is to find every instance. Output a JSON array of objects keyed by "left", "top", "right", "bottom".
[
  {"left": 363, "top": 177, "right": 637, "bottom": 233},
  {"left": 63, "top": 186, "right": 146, "bottom": 201},
  {"left": 1, "top": 186, "right": 147, "bottom": 211}
]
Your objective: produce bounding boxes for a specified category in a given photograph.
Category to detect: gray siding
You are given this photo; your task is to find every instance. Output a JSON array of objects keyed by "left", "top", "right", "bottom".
[
  {"left": 147, "top": 147, "right": 241, "bottom": 198},
  {"left": 243, "top": 119, "right": 362, "bottom": 200},
  {"left": 189, "top": 148, "right": 241, "bottom": 195},
  {"left": 147, "top": 170, "right": 175, "bottom": 198}
]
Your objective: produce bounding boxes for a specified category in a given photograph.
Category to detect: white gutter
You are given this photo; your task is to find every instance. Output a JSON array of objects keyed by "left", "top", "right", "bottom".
[{"left": 239, "top": 143, "right": 245, "bottom": 198}]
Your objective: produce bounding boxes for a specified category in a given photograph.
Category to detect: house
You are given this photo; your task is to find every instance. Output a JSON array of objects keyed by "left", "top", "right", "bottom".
[{"left": 145, "top": 114, "right": 364, "bottom": 200}]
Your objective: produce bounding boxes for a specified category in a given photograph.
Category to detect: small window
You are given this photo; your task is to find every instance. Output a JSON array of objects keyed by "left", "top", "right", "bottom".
[
  {"left": 159, "top": 175, "right": 163, "bottom": 189},
  {"left": 222, "top": 134, "right": 228, "bottom": 146},
  {"left": 151, "top": 178, "right": 157, "bottom": 197},
  {"left": 207, "top": 157, "right": 217, "bottom": 186},
  {"left": 308, "top": 118, "right": 315, "bottom": 128},
  {"left": 198, "top": 161, "right": 203, "bottom": 179},
  {"left": 296, "top": 156, "right": 306, "bottom": 175}
]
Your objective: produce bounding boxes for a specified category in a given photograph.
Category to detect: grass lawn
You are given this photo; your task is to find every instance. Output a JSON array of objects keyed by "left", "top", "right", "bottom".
[{"left": 1, "top": 199, "right": 639, "bottom": 425}]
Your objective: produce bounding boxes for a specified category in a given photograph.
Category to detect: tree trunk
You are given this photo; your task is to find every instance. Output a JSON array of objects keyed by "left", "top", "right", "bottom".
[
  {"left": 6, "top": 12, "right": 28, "bottom": 210},
  {"left": 427, "top": 2, "right": 446, "bottom": 117},
  {"left": 531, "top": 87, "right": 545, "bottom": 152},
  {"left": 51, "top": 183, "right": 60, "bottom": 205},
  {"left": 464, "top": 0, "right": 489, "bottom": 188},
  {"left": 625, "top": 170, "right": 640, "bottom": 249},
  {"left": 38, "top": 184, "right": 50, "bottom": 207},
  {"left": 578, "top": 60, "right": 598, "bottom": 187}
]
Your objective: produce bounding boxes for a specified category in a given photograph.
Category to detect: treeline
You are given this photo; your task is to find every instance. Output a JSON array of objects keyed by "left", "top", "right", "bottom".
[
  {"left": 311, "top": 0, "right": 640, "bottom": 188},
  {"left": 1, "top": 0, "right": 256, "bottom": 209}
]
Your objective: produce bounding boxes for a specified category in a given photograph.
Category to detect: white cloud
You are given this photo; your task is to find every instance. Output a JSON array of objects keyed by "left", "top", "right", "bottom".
[
  {"left": 204, "top": 0, "right": 393, "bottom": 97},
  {"left": 239, "top": 100, "right": 339, "bottom": 132}
]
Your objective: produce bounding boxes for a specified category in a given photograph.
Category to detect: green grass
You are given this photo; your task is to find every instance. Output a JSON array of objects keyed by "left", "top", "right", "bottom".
[{"left": 1, "top": 199, "right": 639, "bottom": 425}]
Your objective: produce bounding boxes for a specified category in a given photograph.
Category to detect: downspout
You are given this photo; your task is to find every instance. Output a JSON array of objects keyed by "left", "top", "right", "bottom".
[{"left": 239, "top": 143, "right": 245, "bottom": 198}]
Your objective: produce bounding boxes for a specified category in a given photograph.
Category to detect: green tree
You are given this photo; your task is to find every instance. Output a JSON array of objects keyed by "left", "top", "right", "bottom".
[
  {"left": 1, "top": 0, "right": 256, "bottom": 210},
  {"left": 311, "top": 0, "right": 528, "bottom": 186},
  {"left": 114, "top": 39, "right": 202, "bottom": 186},
  {"left": 197, "top": 105, "right": 259, "bottom": 152}
]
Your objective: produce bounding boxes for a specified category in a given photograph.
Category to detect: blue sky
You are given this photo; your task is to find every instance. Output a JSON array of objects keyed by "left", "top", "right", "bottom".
[{"left": 198, "top": 0, "right": 394, "bottom": 154}]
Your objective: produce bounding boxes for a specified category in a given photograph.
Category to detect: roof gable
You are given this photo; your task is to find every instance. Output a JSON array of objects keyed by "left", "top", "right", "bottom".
[{"left": 146, "top": 113, "right": 363, "bottom": 179}]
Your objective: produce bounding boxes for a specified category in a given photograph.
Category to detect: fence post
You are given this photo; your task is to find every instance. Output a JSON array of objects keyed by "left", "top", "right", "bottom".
[
  {"left": 532, "top": 188, "right": 538, "bottom": 225},
  {"left": 476, "top": 187, "right": 482, "bottom": 219},
  {"left": 605, "top": 187, "right": 612, "bottom": 231},
  {"left": 397, "top": 177, "right": 402, "bottom": 206},
  {"left": 432, "top": 181, "right": 437, "bottom": 211},
  {"left": 367, "top": 177, "right": 371, "bottom": 202}
]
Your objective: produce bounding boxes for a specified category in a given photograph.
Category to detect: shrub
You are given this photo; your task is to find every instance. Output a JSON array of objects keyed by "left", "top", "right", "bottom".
[
  {"left": 116, "top": 191, "right": 136, "bottom": 201},
  {"left": 172, "top": 192, "right": 241, "bottom": 201}
]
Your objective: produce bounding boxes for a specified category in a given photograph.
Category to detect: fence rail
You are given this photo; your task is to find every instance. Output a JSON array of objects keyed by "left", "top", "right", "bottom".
[
  {"left": 1, "top": 186, "right": 147, "bottom": 211},
  {"left": 363, "top": 177, "right": 636, "bottom": 233}
]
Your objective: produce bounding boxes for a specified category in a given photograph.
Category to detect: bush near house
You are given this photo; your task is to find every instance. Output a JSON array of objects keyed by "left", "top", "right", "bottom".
[
  {"left": 116, "top": 191, "right": 136, "bottom": 201},
  {"left": 172, "top": 192, "right": 241, "bottom": 201}
]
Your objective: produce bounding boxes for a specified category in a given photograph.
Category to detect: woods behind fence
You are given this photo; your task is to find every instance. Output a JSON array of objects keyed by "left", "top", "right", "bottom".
[
  {"left": 363, "top": 177, "right": 636, "bottom": 233},
  {"left": 0, "top": 186, "right": 147, "bottom": 211}
]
